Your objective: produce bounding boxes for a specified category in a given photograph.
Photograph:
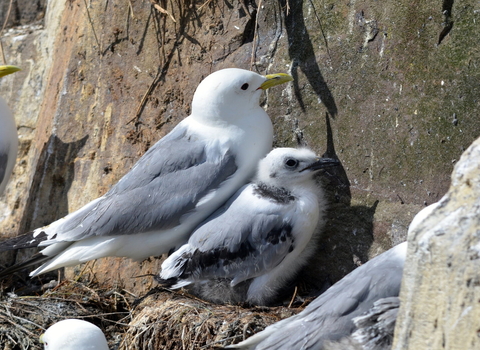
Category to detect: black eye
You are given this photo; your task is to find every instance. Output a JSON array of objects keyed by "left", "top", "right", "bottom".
[
  {"left": 241, "top": 83, "right": 249, "bottom": 90},
  {"left": 285, "top": 158, "right": 298, "bottom": 168}
]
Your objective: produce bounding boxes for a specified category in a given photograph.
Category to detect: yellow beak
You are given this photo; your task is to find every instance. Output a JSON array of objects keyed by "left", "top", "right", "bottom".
[
  {"left": 0, "top": 65, "right": 21, "bottom": 78},
  {"left": 39, "top": 333, "right": 45, "bottom": 343},
  {"left": 259, "top": 73, "right": 293, "bottom": 90}
]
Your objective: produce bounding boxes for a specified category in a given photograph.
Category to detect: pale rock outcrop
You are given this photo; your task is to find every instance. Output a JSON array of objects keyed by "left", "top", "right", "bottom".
[{"left": 393, "top": 136, "right": 480, "bottom": 349}]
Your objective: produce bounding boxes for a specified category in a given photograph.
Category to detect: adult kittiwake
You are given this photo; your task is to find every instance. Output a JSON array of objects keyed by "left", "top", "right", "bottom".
[
  {"left": 40, "top": 319, "right": 108, "bottom": 350},
  {"left": 158, "top": 148, "right": 340, "bottom": 305},
  {"left": 347, "top": 296, "right": 400, "bottom": 350},
  {"left": 0, "top": 65, "right": 21, "bottom": 195},
  {"left": 0, "top": 68, "right": 293, "bottom": 277},
  {"left": 226, "top": 242, "right": 407, "bottom": 348}
]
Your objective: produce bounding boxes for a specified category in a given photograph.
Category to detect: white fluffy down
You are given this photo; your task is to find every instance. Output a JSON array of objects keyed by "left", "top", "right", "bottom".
[{"left": 41, "top": 319, "right": 108, "bottom": 350}]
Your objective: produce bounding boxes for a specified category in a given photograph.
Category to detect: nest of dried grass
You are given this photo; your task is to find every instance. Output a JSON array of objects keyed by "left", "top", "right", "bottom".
[
  {"left": 0, "top": 278, "right": 305, "bottom": 350},
  {"left": 0, "top": 279, "right": 131, "bottom": 350},
  {"left": 119, "top": 289, "right": 299, "bottom": 349}
]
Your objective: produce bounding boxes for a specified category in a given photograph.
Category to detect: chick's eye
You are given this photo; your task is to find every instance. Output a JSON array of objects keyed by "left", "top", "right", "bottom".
[
  {"left": 285, "top": 158, "right": 298, "bottom": 168},
  {"left": 241, "top": 83, "right": 249, "bottom": 90}
]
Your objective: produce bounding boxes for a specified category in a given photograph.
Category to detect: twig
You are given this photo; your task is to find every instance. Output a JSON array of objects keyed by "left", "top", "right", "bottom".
[
  {"left": 0, "top": 0, "right": 14, "bottom": 64},
  {"left": 250, "top": 0, "right": 262, "bottom": 69},
  {"left": 150, "top": 0, "right": 176, "bottom": 22},
  {"left": 114, "top": 291, "right": 132, "bottom": 310},
  {"left": 5, "top": 333, "right": 18, "bottom": 346},
  {"left": 192, "top": 316, "right": 209, "bottom": 346},
  {"left": 127, "top": 69, "right": 161, "bottom": 125},
  {"left": 0, "top": 0, "right": 13, "bottom": 34},
  {"left": 156, "top": 5, "right": 168, "bottom": 69},
  {"left": 202, "top": 334, "right": 243, "bottom": 348},
  {"left": 308, "top": 0, "right": 331, "bottom": 60},
  {"left": 239, "top": 1, "right": 252, "bottom": 19},
  {"left": 122, "top": 288, "right": 138, "bottom": 298},
  {"left": 8, "top": 312, "right": 46, "bottom": 331},
  {"left": 198, "top": 0, "right": 214, "bottom": 11},
  {"left": 288, "top": 286, "right": 298, "bottom": 308},
  {"left": 76, "top": 295, "right": 93, "bottom": 310},
  {"left": 0, "top": 311, "right": 44, "bottom": 336},
  {"left": 50, "top": 279, "right": 69, "bottom": 292},
  {"left": 127, "top": 0, "right": 135, "bottom": 19},
  {"left": 74, "top": 259, "right": 96, "bottom": 282},
  {"left": 72, "top": 311, "right": 130, "bottom": 318},
  {"left": 82, "top": 0, "right": 103, "bottom": 55},
  {"left": 1, "top": 317, "right": 38, "bottom": 337}
]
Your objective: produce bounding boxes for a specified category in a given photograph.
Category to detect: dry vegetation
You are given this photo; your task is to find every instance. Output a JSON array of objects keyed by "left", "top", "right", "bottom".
[
  {"left": 0, "top": 277, "right": 304, "bottom": 350},
  {"left": 0, "top": 279, "right": 129, "bottom": 349}
]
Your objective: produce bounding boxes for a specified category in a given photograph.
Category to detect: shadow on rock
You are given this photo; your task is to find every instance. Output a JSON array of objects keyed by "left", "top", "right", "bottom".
[
  {"left": 279, "top": 0, "right": 338, "bottom": 117},
  {"left": 296, "top": 114, "right": 376, "bottom": 299},
  {"left": 4, "top": 134, "right": 89, "bottom": 292}
]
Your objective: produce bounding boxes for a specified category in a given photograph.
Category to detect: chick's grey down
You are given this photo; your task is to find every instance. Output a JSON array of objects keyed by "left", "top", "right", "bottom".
[
  {"left": 0, "top": 68, "right": 293, "bottom": 277},
  {"left": 158, "top": 148, "right": 339, "bottom": 305}
]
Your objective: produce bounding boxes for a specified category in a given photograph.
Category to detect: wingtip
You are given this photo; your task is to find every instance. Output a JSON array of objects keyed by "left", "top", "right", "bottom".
[{"left": 0, "top": 231, "right": 46, "bottom": 252}]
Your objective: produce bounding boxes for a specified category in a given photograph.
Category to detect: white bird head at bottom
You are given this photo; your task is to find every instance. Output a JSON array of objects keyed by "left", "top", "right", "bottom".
[{"left": 40, "top": 319, "right": 109, "bottom": 350}]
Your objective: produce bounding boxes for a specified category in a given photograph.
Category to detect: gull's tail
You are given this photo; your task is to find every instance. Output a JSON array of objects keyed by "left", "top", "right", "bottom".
[{"left": 0, "top": 253, "right": 51, "bottom": 278}]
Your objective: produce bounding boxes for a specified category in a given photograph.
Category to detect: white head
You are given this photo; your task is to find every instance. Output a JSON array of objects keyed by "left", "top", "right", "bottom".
[
  {"left": 256, "top": 148, "right": 339, "bottom": 188},
  {"left": 191, "top": 68, "right": 292, "bottom": 125},
  {"left": 40, "top": 319, "right": 109, "bottom": 350}
]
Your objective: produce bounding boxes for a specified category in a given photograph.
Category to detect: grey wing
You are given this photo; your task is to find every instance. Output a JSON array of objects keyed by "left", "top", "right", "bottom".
[
  {"left": 249, "top": 276, "right": 374, "bottom": 350},
  {"left": 351, "top": 297, "right": 400, "bottom": 350},
  {"left": 300, "top": 276, "right": 375, "bottom": 348},
  {"left": 239, "top": 244, "right": 406, "bottom": 350},
  {"left": 52, "top": 123, "right": 238, "bottom": 240},
  {"left": 0, "top": 146, "right": 8, "bottom": 185},
  {"left": 176, "top": 197, "right": 296, "bottom": 285}
]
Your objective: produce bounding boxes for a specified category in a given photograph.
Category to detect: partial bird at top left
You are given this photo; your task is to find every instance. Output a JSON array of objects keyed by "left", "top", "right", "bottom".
[
  {"left": 0, "top": 65, "right": 21, "bottom": 195},
  {"left": 0, "top": 68, "right": 293, "bottom": 278}
]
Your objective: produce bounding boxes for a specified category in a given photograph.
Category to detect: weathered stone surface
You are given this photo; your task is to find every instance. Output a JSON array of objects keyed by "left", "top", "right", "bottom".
[
  {"left": 0, "top": 0, "right": 478, "bottom": 301},
  {"left": 0, "top": 0, "right": 479, "bottom": 348},
  {"left": 0, "top": 0, "right": 68, "bottom": 270},
  {"left": 393, "top": 136, "right": 480, "bottom": 349},
  {"left": 0, "top": 0, "right": 46, "bottom": 29}
]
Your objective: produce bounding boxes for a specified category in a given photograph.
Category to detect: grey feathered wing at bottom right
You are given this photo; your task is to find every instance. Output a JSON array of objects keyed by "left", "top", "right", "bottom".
[{"left": 225, "top": 242, "right": 406, "bottom": 350}]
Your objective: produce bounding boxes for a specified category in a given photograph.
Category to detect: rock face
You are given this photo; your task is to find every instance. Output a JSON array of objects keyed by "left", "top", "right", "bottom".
[
  {"left": 1, "top": 0, "right": 480, "bottom": 348},
  {"left": 0, "top": 0, "right": 479, "bottom": 299},
  {"left": 393, "top": 136, "right": 480, "bottom": 349}
]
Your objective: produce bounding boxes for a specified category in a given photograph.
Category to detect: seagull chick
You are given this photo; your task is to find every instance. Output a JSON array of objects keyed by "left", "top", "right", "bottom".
[
  {"left": 0, "top": 65, "right": 21, "bottom": 195},
  {"left": 40, "top": 319, "right": 108, "bottom": 350},
  {"left": 0, "top": 68, "right": 293, "bottom": 277},
  {"left": 226, "top": 242, "right": 407, "bottom": 348},
  {"left": 158, "top": 148, "right": 339, "bottom": 305}
]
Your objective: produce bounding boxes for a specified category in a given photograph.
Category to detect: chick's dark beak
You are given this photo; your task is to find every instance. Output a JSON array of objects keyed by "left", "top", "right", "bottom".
[{"left": 300, "top": 157, "right": 340, "bottom": 172}]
